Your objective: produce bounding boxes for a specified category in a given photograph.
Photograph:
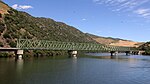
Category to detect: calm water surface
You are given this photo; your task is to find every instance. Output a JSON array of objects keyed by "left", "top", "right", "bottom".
[{"left": 0, "top": 54, "right": 150, "bottom": 84}]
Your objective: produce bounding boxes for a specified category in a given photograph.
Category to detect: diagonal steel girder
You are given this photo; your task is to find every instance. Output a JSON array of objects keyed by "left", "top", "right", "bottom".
[{"left": 17, "top": 39, "right": 136, "bottom": 51}]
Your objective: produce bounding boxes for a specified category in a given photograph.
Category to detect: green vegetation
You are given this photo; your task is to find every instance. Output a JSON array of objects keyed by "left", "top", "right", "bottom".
[
  {"left": 139, "top": 42, "right": 150, "bottom": 55},
  {"left": 0, "top": 1, "right": 96, "bottom": 57},
  {"left": 8, "top": 41, "right": 16, "bottom": 47},
  {"left": 0, "top": 42, "right": 3, "bottom": 47},
  {"left": 0, "top": 52, "right": 8, "bottom": 57},
  {"left": 3, "top": 8, "right": 95, "bottom": 43}
]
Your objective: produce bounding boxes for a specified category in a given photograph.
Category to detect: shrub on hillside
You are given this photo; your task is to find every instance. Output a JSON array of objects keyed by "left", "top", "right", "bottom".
[
  {"left": 0, "top": 42, "right": 3, "bottom": 47},
  {"left": 9, "top": 41, "right": 16, "bottom": 47},
  {"left": 3, "top": 33, "right": 11, "bottom": 39}
]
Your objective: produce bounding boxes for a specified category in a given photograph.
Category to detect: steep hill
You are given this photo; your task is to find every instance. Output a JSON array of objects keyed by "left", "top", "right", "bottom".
[
  {"left": 86, "top": 33, "right": 143, "bottom": 47},
  {"left": 0, "top": 1, "right": 95, "bottom": 48}
]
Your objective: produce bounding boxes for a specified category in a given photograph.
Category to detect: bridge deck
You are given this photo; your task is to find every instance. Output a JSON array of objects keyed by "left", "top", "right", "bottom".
[{"left": 0, "top": 48, "right": 20, "bottom": 51}]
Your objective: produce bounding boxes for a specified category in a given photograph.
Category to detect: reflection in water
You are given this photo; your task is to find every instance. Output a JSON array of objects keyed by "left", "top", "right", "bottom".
[
  {"left": 73, "top": 56, "right": 77, "bottom": 60},
  {"left": 111, "top": 55, "right": 119, "bottom": 59},
  {"left": 72, "top": 56, "right": 77, "bottom": 70},
  {"left": 16, "top": 59, "right": 24, "bottom": 74},
  {"left": 72, "top": 56, "right": 77, "bottom": 69},
  {"left": 0, "top": 55, "right": 150, "bottom": 84}
]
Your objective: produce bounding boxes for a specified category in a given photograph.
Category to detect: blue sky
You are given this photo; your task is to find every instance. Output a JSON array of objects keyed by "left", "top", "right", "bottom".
[{"left": 2, "top": 0, "right": 150, "bottom": 42}]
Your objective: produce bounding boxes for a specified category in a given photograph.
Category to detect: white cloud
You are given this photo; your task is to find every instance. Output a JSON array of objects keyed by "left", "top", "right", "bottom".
[
  {"left": 93, "top": 0, "right": 150, "bottom": 11},
  {"left": 12, "top": 4, "right": 33, "bottom": 10},
  {"left": 19, "top": 5, "right": 33, "bottom": 9},
  {"left": 82, "top": 18, "right": 86, "bottom": 21},
  {"left": 12, "top": 4, "right": 18, "bottom": 9},
  {"left": 93, "top": 0, "right": 150, "bottom": 19},
  {"left": 134, "top": 8, "right": 150, "bottom": 18}
]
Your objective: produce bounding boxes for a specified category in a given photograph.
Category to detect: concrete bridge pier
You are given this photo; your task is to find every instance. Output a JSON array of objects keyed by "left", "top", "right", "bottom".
[
  {"left": 110, "top": 51, "right": 118, "bottom": 59},
  {"left": 68, "top": 50, "right": 78, "bottom": 58},
  {"left": 110, "top": 51, "right": 118, "bottom": 56},
  {"left": 132, "top": 51, "right": 136, "bottom": 55},
  {"left": 132, "top": 51, "right": 140, "bottom": 55},
  {"left": 125, "top": 51, "right": 130, "bottom": 56},
  {"left": 16, "top": 50, "right": 24, "bottom": 59}
]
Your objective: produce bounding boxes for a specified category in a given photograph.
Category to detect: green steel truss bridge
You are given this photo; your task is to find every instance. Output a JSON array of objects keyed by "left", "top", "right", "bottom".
[{"left": 16, "top": 39, "right": 136, "bottom": 52}]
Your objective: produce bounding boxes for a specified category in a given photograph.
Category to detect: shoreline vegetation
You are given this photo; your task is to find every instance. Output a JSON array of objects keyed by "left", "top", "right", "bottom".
[
  {"left": 0, "top": 50, "right": 149, "bottom": 58},
  {"left": 0, "top": 50, "right": 69, "bottom": 58},
  {"left": 139, "top": 42, "right": 150, "bottom": 55},
  {"left": 0, "top": 50, "right": 87, "bottom": 58}
]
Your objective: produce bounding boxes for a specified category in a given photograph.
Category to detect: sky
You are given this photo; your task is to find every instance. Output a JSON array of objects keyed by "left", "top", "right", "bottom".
[{"left": 2, "top": 0, "right": 150, "bottom": 42}]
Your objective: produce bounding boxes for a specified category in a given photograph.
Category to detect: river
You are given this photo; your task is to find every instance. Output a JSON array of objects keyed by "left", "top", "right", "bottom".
[{"left": 0, "top": 53, "right": 150, "bottom": 84}]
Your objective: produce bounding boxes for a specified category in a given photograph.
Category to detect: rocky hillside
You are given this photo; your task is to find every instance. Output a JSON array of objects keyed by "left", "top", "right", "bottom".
[
  {"left": 0, "top": 1, "right": 96, "bottom": 48},
  {"left": 139, "top": 42, "right": 150, "bottom": 55},
  {"left": 86, "top": 33, "right": 143, "bottom": 47},
  {"left": 0, "top": 1, "right": 10, "bottom": 14}
]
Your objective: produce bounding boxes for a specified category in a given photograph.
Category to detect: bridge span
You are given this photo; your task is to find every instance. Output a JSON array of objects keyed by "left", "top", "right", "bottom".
[{"left": 0, "top": 39, "right": 141, "bottom": 59}]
